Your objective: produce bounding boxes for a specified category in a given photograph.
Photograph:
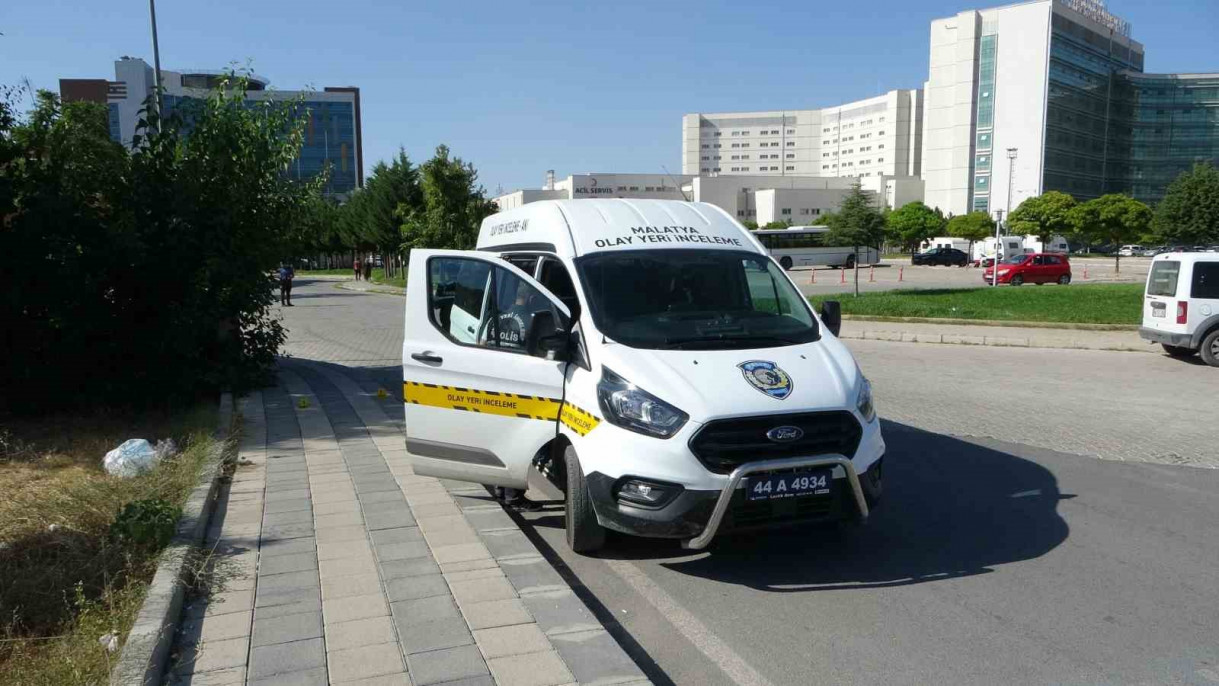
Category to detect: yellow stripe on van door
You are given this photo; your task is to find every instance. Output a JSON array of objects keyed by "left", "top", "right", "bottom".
[
  {"left": 559, "top": 402, "right": 601, "bottom": 436},
  {"left": 403, "top": 381, "right": 561, "bottom": 421},
  {"left": 403, "top": 381, "right": 601, "bottom": 435}
]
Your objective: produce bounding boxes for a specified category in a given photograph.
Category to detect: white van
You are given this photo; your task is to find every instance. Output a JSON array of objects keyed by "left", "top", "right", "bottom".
[
  {"left": 1140, "top": 252, "right": 1219, "bottom": 366},
  {"left": 1119, "top": 245, "right": 1143, "bottom": 257},
  {"left": 402, "top": 199, "right": 885, "bottom": 553}
]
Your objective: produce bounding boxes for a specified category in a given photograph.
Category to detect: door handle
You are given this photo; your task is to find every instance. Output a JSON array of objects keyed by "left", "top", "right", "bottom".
[{"left": 411, "top": 352, "right": 443, "bottom": 364}]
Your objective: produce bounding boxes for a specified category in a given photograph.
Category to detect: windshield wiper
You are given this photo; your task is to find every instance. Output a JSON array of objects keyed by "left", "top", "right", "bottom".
[{"left": 659, "top": 335, "right": 801, "bottom": 350}]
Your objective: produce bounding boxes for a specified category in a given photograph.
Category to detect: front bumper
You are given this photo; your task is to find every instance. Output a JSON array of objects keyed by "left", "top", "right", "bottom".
[
  {"left": 587, "top": 455, "right": 874, "bottom": 549},
  {"left": 1139, "top": 326, "right": 1193, "bottom": 347}
]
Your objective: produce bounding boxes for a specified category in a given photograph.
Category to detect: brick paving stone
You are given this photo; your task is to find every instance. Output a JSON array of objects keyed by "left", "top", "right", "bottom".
[
  {"left": 248, "top": 636, "right": 326, "bottom": 680},
  {"left": 449, "top": 576, "right": 517, "bottom": 606},
  {"left": 376, "top": 540, "right": 431, "bottom": 561},
  {"left": 328, "top": 642, "right": 406, "bottom": 682},
  {"left": 167, "top": 665, "right": 245, "bottom": 685},
  {"left": 397, "top": 616, "right": 474, "bottom": 654},
  {"left": 370, "top": 526, "right": 424, "bottom": 545},
  {"left": 473, "top": 623, "right": 551, "bottom": 659},
  {"left": 323, "top": 592, "right": 390, "bottom": 626},
  {"left": 392, "top": 595, "right": 461, "bottom": 625},
  {"left": 325, "top": 615, "right": 396, "bottom": 651},
  {"left": 462, "top": 598, "right": 533, "bottom": 630},
  {"left": 251, "top": 611, "right": 323, "bottom": 647},
  {"left": 172, "top": 636, "right": 249, "bottom": 674},
  {"left": 253, "top": 594, "right": 322, "bottom": 618},
  {"left": 549, "top": 628, "right": 648, "bottom": 685},
  {"left": 258, "top": 551, "right": 318, "bottom": 576},
  {"left": 319, "top": 554, "right": 378, "bottom": 579},
  {"left": 384, "top": 574, "right": 450, "bottom": 602},
  {"left": 317, "top": 540, "right": 374, "bottom": 560},
  {"left": 486, "top": 650, "right": 574, "bottom": 686},
  {"left": 247, "top": 666, "right": 328, "bottom": 686},
  {"left": 407, "top": 645, "right": 490, "bottom": 685},
  {"left": 322, "top": 572, "right": 383, "bottom": 600},
  {"left": 380, "top": 557, "right": 442, "bottom": 580},
  {"left": 182, "top": 609, "right": 252, "bottom": 644}
]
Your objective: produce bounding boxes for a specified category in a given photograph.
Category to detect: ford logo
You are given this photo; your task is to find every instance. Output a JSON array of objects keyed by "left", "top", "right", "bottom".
[{"left": 766, "top": 426, "right": 804, "bottom": 443}]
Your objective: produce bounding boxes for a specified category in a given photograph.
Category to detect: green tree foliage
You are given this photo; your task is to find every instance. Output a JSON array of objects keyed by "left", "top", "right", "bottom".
[
  {"left": 1069, "top": 194, "right": 1152, "bottom": 273},
  {"left": 886, "top": 201, "right": 946, "bottom": 253},
  {"left": 340, "top": 150, "right": 421, "bottom": 275},
  {"left": 740, "top": 219, "right": 759, "bottom": 230},
  {"left": 812, "top": 211, "right": 835, "bottom": 226},
  {"left": 826, "top": 184, "right": 886, "bottom": 249},
  {"left": 0, "top": 79, "right": 320, "bottom": 410},
  {"left": 946, "top": 211, "right": 996, "bottom": 259},
  {"left": 1151, "top": 162, "right": 1219, "bottom": 246},
  {"left": 400, "top": 145, "right": 496, "bottom": 252},
  {"left": 762, "top": 220, "right": 790, "bottom": 229},
  {"left": 1008, "top": 191, "right": 1076, "bottom": 250}
]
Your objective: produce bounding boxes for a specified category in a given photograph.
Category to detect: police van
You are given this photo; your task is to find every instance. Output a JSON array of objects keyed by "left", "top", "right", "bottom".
[{"left": 402, "top": 199, "right": 885, "bottom": 553}]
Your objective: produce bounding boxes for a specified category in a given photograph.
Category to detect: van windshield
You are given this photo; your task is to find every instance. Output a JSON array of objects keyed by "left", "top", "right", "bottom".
[{"left": 575, "top": 249, "right": 819, "bottom": 350}]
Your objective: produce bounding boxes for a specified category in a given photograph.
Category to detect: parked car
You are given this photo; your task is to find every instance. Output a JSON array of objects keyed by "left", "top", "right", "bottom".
[
  {"left": 1142, "top": 247, "right": 1163, "bottom": 257},
  {"left": 983, "top": 253, "right": 1071, "bottom": 286},
  {"left": 1118, "top": 245, "right": 1143, "bottom": 257},
  {"left": 1139, "top": 252, "right": 1219, "bottom": 366},
  {"left": 912, "top": 247, "right": 969, "bottom": 267}
]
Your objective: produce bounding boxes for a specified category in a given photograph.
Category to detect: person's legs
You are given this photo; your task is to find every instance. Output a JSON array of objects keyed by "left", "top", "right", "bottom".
[
  {"left": 280, "top": 282, "right": 287, "bottom": 305},
  {"left": 285, "top": 282, "right": 293, "bottom": 306}
]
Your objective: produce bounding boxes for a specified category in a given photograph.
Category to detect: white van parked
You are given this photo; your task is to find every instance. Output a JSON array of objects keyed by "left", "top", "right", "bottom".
[
  {"left": 402, "top": 199, "right": 885, "bottom": 553},
  {"left": 1119, "top": 245, "right": 1143, "bottom": 257},
  {"left": 973, "top": 236, "right": 1026, "bottom": 265},
  {"left": 1140, "top": 252, "right": 1219, "bottom": 366}
]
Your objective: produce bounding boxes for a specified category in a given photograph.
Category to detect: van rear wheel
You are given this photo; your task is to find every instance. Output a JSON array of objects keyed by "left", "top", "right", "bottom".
[
  {"left": 1201, "top": 329, "right": 1219, "bottom": 367},
  {"left": 1161, "top": 344, "right": 1195, "bottom": 358},
  {"left": 564, "top": 446, "right": 605, "bottom": 554}
]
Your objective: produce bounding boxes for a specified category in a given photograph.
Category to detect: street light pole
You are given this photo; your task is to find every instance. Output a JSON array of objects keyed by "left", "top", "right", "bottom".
[
  {"left": 149, "top": 0, "right": 163, "bottom": 129},
  {"left": 996, "top": 147, "right": 1017, "bottom": 287}
]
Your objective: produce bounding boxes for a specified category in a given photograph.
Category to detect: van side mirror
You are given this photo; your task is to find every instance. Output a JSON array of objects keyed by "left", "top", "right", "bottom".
[
  {"left": 820, "top": 300, "right": 842, "bottom": 337},
  {"left": 526, "top": 310, "right": 568, "bottom": 360}
]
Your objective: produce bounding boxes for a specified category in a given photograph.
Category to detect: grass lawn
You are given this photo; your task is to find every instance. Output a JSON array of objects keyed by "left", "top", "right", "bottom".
[
  {"left": 809, "top": 283, "right": 1144, "bottom": 325},
  {"left": 0, "top": 404, "right": 222, "bottom": 685},
  {"left": 298, "top": 268, "right": 352, "bottom": 276}
]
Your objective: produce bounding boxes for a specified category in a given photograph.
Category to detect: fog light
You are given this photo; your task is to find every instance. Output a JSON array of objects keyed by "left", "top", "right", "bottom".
[{"left": 615, "top": 478, "right": 679, "bottom": 508}]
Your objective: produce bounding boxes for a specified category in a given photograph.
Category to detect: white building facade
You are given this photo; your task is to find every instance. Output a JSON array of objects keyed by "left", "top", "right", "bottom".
[
  {"left": 921, "top": 0, "right": 1144, "bottom": 217},
  {"left": 682, "top": 90, "right": 923, "bottom": 181}
]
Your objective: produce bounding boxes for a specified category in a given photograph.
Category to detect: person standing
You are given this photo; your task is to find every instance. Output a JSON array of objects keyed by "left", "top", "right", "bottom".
[
  {"left": 364, "top": 253, "right": 374, "bottom": 281},
  {"left": 278, "top": 263, "right": 295, "bottom": 306},
  {"left": 353, "top": 256, "right": 362, "bottom": 281}
]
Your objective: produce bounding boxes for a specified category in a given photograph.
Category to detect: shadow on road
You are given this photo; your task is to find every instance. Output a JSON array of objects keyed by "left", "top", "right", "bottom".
[{"left": 522, "top": 421, "right": 1071, "bottom": 592}]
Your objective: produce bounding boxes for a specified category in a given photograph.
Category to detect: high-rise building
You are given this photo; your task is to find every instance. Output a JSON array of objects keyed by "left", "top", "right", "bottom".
[
  {"left": 682, "top": 90, "right": 923, "bottom": 181},
  {"left": 60, "top": 57, "right": 363, "bottom": 197},
  {"left": 922, "top": 0, "right": 1219, "bottom": 216}
]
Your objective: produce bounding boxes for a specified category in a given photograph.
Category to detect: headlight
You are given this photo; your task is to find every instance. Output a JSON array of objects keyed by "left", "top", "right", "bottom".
[
  {"left": 596, "top": 367, "right": 688, "bottom": 439},
  {"left": 998, "top": 268, "right": 1010, "bottom": 274},
  {"left": 856, "top": 377, "right": 876, "bottom": 423}
]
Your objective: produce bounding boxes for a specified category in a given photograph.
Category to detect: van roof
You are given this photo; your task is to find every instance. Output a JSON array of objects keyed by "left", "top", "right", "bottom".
[{"left": 476, "top": 199, "right": 762, "bottom": 259}]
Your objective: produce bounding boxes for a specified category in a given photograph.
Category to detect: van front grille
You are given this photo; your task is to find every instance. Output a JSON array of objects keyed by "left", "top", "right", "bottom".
[{"left": 688, "top": 411, "right": 862, "bottom": 475}]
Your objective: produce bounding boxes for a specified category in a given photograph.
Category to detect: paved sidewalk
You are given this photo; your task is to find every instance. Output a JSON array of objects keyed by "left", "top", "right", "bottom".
[{"left": 169, "top": 361, "right": 649, "bottom": 685}]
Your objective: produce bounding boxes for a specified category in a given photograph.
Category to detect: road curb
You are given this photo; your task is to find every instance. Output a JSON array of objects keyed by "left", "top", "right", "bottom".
[
  {"left": 841, "top": 314, "right": 1138, "bottom": 331},
  {"left": 840, "top": 328, "right": 1153, "bottom": 353},
  {"left": 110, "top": 393, "right": 236, "bottom": 686}
]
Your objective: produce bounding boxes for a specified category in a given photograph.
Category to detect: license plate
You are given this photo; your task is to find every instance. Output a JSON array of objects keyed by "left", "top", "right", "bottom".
[
  {"left": 746, "top": 469, "right": 832, "bottom": 501},
  {"left": 1152, "top": 308, "right": 1165, "bottom": 318}
]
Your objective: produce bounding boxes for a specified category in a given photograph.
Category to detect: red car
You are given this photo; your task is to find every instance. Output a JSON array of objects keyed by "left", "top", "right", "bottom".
[{"left": 983, "top": 253, "right": 1071, "bottom": 286}]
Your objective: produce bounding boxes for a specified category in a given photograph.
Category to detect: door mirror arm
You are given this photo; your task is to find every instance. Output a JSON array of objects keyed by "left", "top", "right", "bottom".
[{"left": 820, "top": 300, "right": 842, "bottom": 337}]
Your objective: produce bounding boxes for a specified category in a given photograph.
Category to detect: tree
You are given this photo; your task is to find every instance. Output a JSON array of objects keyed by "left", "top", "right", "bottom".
[
  {"left": 1008, "top": 191, "right": 1076, "bottom": 250},
  {"left": 1152, "top": 162, "right": 1219, "bottom": 246},
  {"left": 1069, "top": 194, "right": 1152, "bottom": 273},
  {"left": 341, "top": 150, "right": 421, "bottom": 276},
  {"left": 946, "top": 211, "right": 995, "bottom": 263},
  {"left": 826, "top": 184, "right": 886, "bottom": 296},
  {"left": 812, "top": 211, "right": 835, "bottom": 226},
  {"left": 886, "top": 201, "right": 946, "bottom": 254},
  {"left": 741, "top": 219, "right": 759, "bottom": 230},
  {"left": 762, "top": 220, "right": 789, "bottom": 229},
  {"left": 399, "top": 145, "right": 496, "bottom": 252}
]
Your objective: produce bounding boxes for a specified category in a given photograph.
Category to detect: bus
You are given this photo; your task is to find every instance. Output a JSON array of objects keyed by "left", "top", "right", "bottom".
[{"left": 754, "top": 226, "right": 880, "bottom": 270}]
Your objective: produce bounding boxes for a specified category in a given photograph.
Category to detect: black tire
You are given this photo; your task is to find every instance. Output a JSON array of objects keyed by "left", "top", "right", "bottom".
[
  {"left": 860, "top": 459, "right": 883, "bottom": 508},
  {"left": 1058, "top": 274, "right": 1071, "bottom": 285},
  {"left": 564, "top": 445, "right": 605, "bottom": 554},
  {"left": 844, "top": 254, "right": 856, "bottom": 270},
  {"left": 1161, "top": 343, "right": 1196, "bottom": 358},
  {"left": 1201, "top": 329, "right": 1219, "bottom": 367},
  {"left": 1010, "top": 274, "right": 1024, "bottom": 286},
  {"left": 779, "top": 256, "right": 793, "bottom": 270}
]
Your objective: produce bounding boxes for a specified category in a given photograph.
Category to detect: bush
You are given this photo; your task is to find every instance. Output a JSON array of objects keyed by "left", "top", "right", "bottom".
[
  {"left": 0, "top": 80, "right": 322, "bottom": 411},
  {"left": 109, "top": 499, "right": 180, "bottom": 550}
]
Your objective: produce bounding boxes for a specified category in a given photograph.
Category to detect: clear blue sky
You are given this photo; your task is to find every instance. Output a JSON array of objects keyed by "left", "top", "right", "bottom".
[{"left": 2, "top": 0, "right": 1215, "bottom": 194}]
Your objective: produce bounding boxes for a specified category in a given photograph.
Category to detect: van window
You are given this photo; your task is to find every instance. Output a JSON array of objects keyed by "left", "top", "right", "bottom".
[
  {"left": 1192, "top": 261, "right": 1219, "bottom": 299},
  {"left": 1147, "top": 261, "right": 1180, "bottom": 297},
  {"left": 504, "top": 255, "right": 540, "bottom": 276},
  {"left": 428, "top": 257, "right": 565, "bottom": 355},
  {"left": 538, "top": 258, "right": 581, "bottom": 320},
  {"left": 575, "top": 249, "right": 818, "bottom": 350}
]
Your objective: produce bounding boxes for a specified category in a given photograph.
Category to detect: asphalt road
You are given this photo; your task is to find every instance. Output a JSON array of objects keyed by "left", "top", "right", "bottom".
[{"left": 280, "top": 279, "right": 1219, "bottom": 686}]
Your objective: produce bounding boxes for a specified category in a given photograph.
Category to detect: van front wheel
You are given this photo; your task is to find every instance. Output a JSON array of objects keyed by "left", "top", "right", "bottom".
[{"left": 564, "top": 446, "right": 605, "bottom": 554}]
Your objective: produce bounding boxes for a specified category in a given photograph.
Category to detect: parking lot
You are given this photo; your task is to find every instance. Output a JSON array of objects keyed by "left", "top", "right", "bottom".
[{"left": 795, "top": 256, "right": 1151, "bottom": 297}]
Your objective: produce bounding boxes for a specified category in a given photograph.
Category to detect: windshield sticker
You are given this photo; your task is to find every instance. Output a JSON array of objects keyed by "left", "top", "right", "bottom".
[
  {"left": 737, "top": 361, "right": 793, "bottom": 400},
  {"left": 591, "top": 225, "right": 744, "bottom": 250}
]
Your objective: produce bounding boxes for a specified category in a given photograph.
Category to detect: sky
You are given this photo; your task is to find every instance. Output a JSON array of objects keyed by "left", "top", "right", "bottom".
[{"left": 2, "top": 0, "right": 1216, "bottom": 195}]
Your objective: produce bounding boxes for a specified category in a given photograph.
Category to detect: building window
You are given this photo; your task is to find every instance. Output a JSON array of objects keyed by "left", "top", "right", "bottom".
[
  {"left": 786, "top": 166, "right": 795, "bottom": 171},
  {"left": 701, "top": 144, "right": 709, "bottom": 149},
  {"left": 737, "top": 210, "right": 745, "bottom": 217},
  {"left": 645, "top": 187, "right": 656, "bottom": 191},
  {"left": 771, "top": 130, "right": 780, "bottom": 134},
  {"left": 976, "top": 132, "right": 991, "bottom": 150},
  {"left": 878, "top": 130, "right": 885, "bottom": 136},
  {"left": 731, "top": 155, "right": 739, "bottom": 160},
  {"left": 786, "top": 154, "right": 795, "bottom": 159},
  {"left": 786, "top": 141, "right": 795, "bottom": 146},
  {"left": 714, "top": 155, "right": 720, "bottom": 160},
  {"left": 701, "top": 156, "right": 709, "bottom": 161},
  {"left": 822, "top": 165, "right": 830, "bottom": 170},
  {"left": 973, "top": 197, "right": 990, "bottom": 212},
  {"left": 974, "top": 176, "right": 989, "bottom": 190},
  {"left": 713, "top": 167, "right": 721, "bottom": 172},
  {"left": 878, "top": 144, "right": 884, "bottom": 149},
  {"left": 742, "top": 143, "right": 750, "bottom": 148},
  {"left": 731, "top": 143, "right": 740, "bottom": 148},
  {"left": 781, "top": 208, "right": 792, "bottom": 215},
  {"left": 879, "top": 116, "right": 885, "bottom": 122},
  {"left": 714, "top": 132, "right": 722, "bottom": 136},
  {"left": 731, "top": 131, "right": 739, "bottom": 136},
  {"left": 786, "top": 128, "right": 795, "bottom": 134},
  {"left": 741, "top": 131, "right": 749, "bottom": 135},
  {"left": 701, "top": 167, "right": 710, "bottom": 173},
  {"left": 742, "top": 167, "right": 750, "bottom": 171},
  {"left": 714, "top": 144, "right": 721, "bottom": 148},
  {"left": 877, "top": 157, "right": 884, "bottom": 163}
]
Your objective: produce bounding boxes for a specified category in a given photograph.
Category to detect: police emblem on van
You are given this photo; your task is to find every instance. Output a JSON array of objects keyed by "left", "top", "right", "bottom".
[
  {"left": 737, "top": 360, "right": 793, "bottom": 400},
  {"left": 766, "top": 425, "right": 803, "bottom": 442}
]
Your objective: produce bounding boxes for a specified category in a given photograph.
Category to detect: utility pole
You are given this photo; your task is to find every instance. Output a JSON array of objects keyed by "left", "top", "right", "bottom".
[
  {"left": 996, "top": 147, "right": 1017, "bottom": 287},
  {"left": 149, "top": 0, "right": 163, "bottom": 130}
]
